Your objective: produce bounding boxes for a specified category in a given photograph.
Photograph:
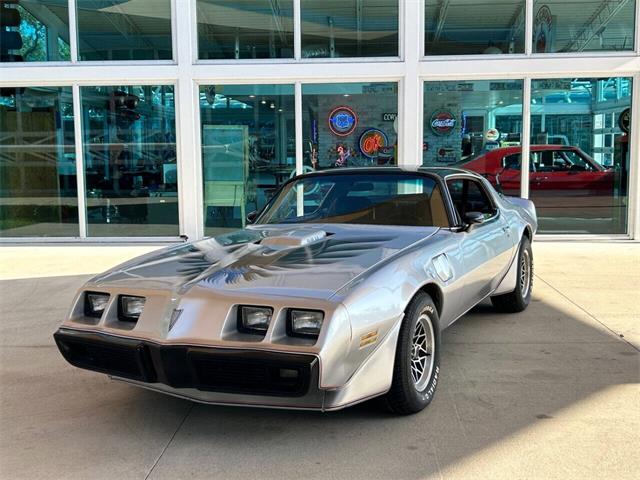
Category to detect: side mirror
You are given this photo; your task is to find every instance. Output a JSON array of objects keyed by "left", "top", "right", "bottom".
[
  {"left": 463, "top": 211, "right": 485, "bottom": 225},
  {"left": 246, "top": 211, "right": 258, "bottom": 224}
]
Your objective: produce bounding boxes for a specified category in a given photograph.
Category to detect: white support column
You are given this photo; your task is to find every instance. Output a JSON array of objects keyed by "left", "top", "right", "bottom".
[
  {"left": 525, "top": 0, "right": 533, "bottom": 56},
  {"left": 295, "top": 81, "right": 304, "bottom": 216},
  {"left": 521, "top": 77, "right": 532, "bottom": 199},
  {"left": 636, "top": 0, "right": 640, "bottom": 53},
  {"left": 629, "top": 73, "right": 640, "bottom": 239},
  {"left": 72, "top": 84, "right": 87, "bottom": 238},
  {"left": 400, "top": 0, "right": 422, "bottom": 167},
  {"left": 293, "top": 0, "right": 302, "bottom": 60},
  {"left": 68, "top": 0, "right": 79, "bottom": 62},
  {"left": 175, "top": 0, "right": 200, "bottom": 240},
  {"left": 295, "top": 81, "right": 303, "bottom": 175}
]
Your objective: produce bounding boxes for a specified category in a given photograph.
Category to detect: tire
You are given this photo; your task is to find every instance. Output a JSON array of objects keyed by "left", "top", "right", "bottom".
[
  {"left": 491, "top": 236, "right": 533, "bottom": 313},
  {"left": 384, "top": 292, "right": 441, "bottom": 415}
]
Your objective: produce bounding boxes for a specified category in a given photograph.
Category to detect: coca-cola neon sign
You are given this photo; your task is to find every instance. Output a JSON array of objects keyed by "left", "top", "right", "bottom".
[{"left": 430, "top": 110, "right": 457, "bottom": 136}]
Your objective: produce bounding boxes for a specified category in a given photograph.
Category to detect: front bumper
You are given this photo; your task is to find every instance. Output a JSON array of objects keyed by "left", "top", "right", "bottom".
[{"left": 54, "top": 328, "right": 327, "bottom": 410}]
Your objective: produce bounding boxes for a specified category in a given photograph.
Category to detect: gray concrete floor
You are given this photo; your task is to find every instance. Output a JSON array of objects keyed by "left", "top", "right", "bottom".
[{"left": 0, "top": 242, "right": 638, "bottom": 480}]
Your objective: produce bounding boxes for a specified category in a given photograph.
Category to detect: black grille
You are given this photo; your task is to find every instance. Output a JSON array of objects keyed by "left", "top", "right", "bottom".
[
  {"left": 188, "top": 351, "right": 311, "bottom": 397},
  {"left": 54, "top": 330, "right": 314, "bottom": 397},
  {"left": 54, "top": 332, "right": 156, "bottom": 383}
]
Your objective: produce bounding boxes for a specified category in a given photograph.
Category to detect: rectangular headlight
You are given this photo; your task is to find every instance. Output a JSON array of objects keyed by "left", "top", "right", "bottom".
[
  {"left": 85, "top": 292, "right": 110, "bottom": 318},
  {"left": 119, "top": 295, "right": 146, "bottom": 322},
  {"left": 288, "top": 310, "right": 324, "bottom": 338},
  {"left": 238, "top": 306, "right": 273, "bottom": 334}
]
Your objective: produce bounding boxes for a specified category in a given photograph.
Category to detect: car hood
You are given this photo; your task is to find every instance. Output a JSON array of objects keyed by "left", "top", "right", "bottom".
[{"left": 89, "top": 224, "right": 440, "bottom": 299}]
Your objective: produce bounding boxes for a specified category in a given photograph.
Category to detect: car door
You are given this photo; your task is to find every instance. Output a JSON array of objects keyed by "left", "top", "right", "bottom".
[{"left": 447, "top": 177, "right": 516, "bottom": 309}]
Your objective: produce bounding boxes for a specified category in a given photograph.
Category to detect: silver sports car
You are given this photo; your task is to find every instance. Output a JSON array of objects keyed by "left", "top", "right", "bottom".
[{"left": 54, "top": 167, "right": 536, "bottom": 414}]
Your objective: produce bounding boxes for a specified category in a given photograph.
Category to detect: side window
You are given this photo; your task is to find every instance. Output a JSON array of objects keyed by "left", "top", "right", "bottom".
[
  {"left": 466, "top": 180, "right": 496, "bottom": 217},
  {"left": 447, "top": 178, "right": 496, "bottom": 222},
  {"left": 503, "top": 154, "right": 521, "bottom": 170}
]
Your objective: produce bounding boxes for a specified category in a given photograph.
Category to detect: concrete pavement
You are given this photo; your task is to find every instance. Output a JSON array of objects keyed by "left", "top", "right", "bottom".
[{"left": 0, "top": 242, "right": 638, "bottom": 479}]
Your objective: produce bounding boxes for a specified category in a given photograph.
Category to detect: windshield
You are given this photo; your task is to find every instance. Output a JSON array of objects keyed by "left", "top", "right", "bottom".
[{"left": 257, "top": 173, "right": 450, "bottom": 227}]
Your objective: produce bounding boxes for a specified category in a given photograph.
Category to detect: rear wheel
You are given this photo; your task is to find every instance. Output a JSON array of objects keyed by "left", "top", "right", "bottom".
[
  {"left": 385, "top": 292, "right": 441, "bottom": 415},
  {"left": 491, "top": 236, "right": 533, "bottom": 313}
]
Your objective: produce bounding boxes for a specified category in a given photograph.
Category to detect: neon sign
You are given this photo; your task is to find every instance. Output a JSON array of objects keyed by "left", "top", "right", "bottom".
[
  {"left": 359, "top": 128, "right": 389, "bottom": 158},
  {"left": 430, "top": 110, "right": 456, "bottom": 136},
  {"left": 328, "top": 106, "right": 358, "bottom": 136}
]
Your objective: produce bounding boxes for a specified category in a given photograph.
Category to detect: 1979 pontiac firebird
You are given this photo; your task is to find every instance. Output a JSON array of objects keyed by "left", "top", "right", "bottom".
[{"left": 54, "top": 167, "right": 537, "bottom": 414}]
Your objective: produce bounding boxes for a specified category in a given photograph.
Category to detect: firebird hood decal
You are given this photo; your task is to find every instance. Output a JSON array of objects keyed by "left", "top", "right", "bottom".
[{"left": 89, "top": 224, "right": 440, "bottom": 297}]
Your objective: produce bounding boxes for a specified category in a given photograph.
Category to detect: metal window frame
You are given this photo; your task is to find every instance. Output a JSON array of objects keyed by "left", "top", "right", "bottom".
[{"left": 0, "top": 0, "right": 639, "bottom": 243}]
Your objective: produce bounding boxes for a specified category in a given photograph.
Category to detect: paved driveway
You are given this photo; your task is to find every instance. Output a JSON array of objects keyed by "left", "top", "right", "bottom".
[{"left": 0, "top": 243, "right": 638, "bottom": 479}]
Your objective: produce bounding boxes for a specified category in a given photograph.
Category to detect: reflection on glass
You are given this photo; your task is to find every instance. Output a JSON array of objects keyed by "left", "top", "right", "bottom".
[
  {"left": 259, "top": 173, "right": 450, "bottom": 227},
  {"left": 0, "top": 1, "right": 70, "bottom": 62},
  {"left": 301, "top": 0, "right": 399, "bottom": 58},
  {"left": 197, "top": 0, "right": 294, "bottom": 59},
  {"left": 302, "top": 82, "right": 398, "bottom": 170},
  {"left": 76, "top": 0, "right": 172, "bottom": 61},
  {"left": 200, "top": 84, "right": 295, "bottom": 236},
  {"left": 81, "top": 85, "right": 178, "bottom": 237},
  {"left": 425, "top": 1, "right": 525, "bottom": 55},
  {"left": 532, "top": 1, "right": 636, "bottom": 53},
  {"left": 0, "top": 87, "right": 78, "bottom": 237},
  {"left": 528, "top": 78, "right": 632, "bottom": 234},
  {"left": 423, "top": 80, "right": 523, "bottom": 195}
]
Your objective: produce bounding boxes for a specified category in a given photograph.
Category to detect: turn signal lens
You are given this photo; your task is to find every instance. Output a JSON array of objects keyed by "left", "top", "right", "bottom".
[
  {"left": 119, "top": 295, "right": 146, "bottom": 322},
  {"left": 288, "top": 310, "right": 324, "bottom": 338},
  {"left": 238, "top": 306, "right": 273, "bottom": 334},
  {"left": 85, "top": 292, "right": 110, "bottom": 318}
]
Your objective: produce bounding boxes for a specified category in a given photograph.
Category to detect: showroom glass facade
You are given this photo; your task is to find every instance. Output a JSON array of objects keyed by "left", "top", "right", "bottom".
[
  {"left": 0, "top": 0, "right": 71, "bottom": 62},
  {"left": 422, "top": 80, "right": 524, "bottom": 193},
  {"left": 528, "top": 78, "right": 633, "bottom": 234},
  {"left": 302, "top": 82, "right": 399, "bottom": 169},
  {"left": 300, "top": 0, "right": 399, "bottom": 58},
  {"left": 197, "top": 1, "right": 295, "bottom": 59},
  {"left": 199, "top": 84, "right": 295, "bottom": 235},
  {"left": 76, "top": 0, "right": 173, "bottom": 61},
  {"left": 1, "top": 0, "right": 639, "bottom": 240},
  {"left": 0, "top": 87, "right": 77, "bottom": 236},
  {"left": 80, "top": 85, "right": 178, "bottom": 237},
  {"left": 425, "top": 1, "right": 526, "bottom": 55}
]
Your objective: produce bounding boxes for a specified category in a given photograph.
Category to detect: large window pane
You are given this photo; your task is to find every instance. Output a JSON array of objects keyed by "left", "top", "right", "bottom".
[
  {"left": 425, "top": 1, "right": 525, "bottom": 55},
  {"left": 81, "top": 85, "right": 178, "bottom": 237},
  {"left": 529, "top": 78, "right": 632, "bottom": 234},
  {"left": 197, "top": 1, "right": 294, "bottom": 59},
  {"left": 200, "top": 84, "right": 295, "bottom": 236},
  {"left": 301, "top": 1, "right": 399, "bottom": 58},
  {"left": 76, "top": 0, "right": 172, "bottom": 61},
  {"left": 302, "top": 82, "right": 398, "bottom": 169},
  {"left": 0, "top": 1, "right": 70, "bottom": 62},
  {"left": 423, "top": 80, "right": 524, "bottom": 195},
  {"left": 532, "top": 1, "right": 636, "bottom": 53},
  {"left": 0, "top": 87, "right": 78, "bottom": 237}
]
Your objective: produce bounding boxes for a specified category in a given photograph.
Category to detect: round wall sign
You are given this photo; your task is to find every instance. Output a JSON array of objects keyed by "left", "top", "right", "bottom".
[
  {"left": 328, "top": 106, "right": 358, "bottom": 137},
  {"left": 359, "top": 128, "right": 389, "bottom": 158},
  {"left": 430, "top": 110, "right": 457, "bottom": 136},
  {"left": 485, "top": 128, "right": 500, "bottom": 142},
  {"left": 619, "top": 108, "right": 631, "bottom": 134},
  {"left": 534, "top": 5, "right": 554, "bottom": 53}
]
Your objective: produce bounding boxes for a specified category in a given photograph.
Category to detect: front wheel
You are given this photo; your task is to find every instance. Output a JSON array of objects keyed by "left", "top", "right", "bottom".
[
  {"left": 384, "top": 292, "right": 441, "bottom": 415},
  {"left": 491, "top": 236, "right": 533, "bottom": 313}
]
